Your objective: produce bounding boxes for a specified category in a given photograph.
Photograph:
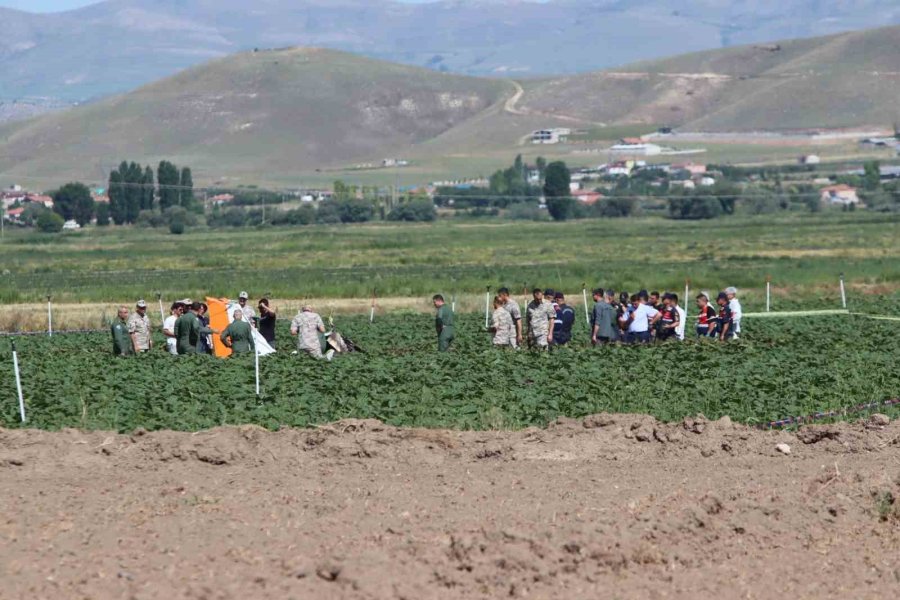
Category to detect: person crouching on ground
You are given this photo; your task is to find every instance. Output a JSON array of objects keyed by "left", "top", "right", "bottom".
[
  {"left": 490, "top": 295, "right": 517, "bottom": 349},
  {"left": 221, "top": 309, "right": 255, "bottom": 355},
  {"left": 433, "top": 294, "right": 455, "bottom": 352},
  {"left": 291, "top": 305, "right": 326, "bottom": 358}
]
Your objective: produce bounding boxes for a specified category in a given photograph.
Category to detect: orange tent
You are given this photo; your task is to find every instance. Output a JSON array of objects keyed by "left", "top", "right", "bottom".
[{"left": 206, "top": 297, "right": 232, "bottom": 358}]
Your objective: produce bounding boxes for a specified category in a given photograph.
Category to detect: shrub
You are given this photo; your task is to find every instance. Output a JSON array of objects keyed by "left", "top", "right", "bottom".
[
  {"left": 387, "top": 199, "right": 437, "bottom": 222},
  {"left": 36, "top": 210, "right": 64, "bottom": 233}
]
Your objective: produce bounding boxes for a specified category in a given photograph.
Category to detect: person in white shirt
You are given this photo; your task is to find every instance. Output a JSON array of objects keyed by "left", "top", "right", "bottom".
[
  {"left": 626, "top": 294, "right": 660, "bottom": 344},
  {"left": 674, "top": 294, "right": 687, "bottom": 341},
  {"left": 725, "top": 286, "right": 742, "bottom": 339},
  {"left": 237, "top": 291, "right": 256, "bottom": 326},
  {"left": 163, "top": 301, "right": 184, "bottom": 355}
]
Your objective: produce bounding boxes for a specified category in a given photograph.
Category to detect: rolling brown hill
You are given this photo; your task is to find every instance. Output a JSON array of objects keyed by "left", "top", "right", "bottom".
[
  {"left": 1, "top": 26, "right": 899, "bottom": 189},
  {"left": 517, "top": 25, "right": 900, "bottom": 131}
]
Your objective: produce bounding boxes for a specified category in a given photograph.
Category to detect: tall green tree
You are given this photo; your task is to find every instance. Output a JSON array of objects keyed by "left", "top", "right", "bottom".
[
  {"left": 157, "top": 161, "right": 179, "bottom": 210},
  {"left": 543, "top": 161, "right": 574, "bottom": 221},
  {"left": 52, "top": 182, "right": 95, "bottom": 226},
  {"left": 125, "top": 161, "right": 142, "bottom": 223},
  {"left": 108, "top": 170, "right": 126, "bottom": 225},
  {"left": 863, "top": 160, "right": 881, "bottom": 191},
  {"left": 141, "top": 165, "right": 155, "bottom": 211},
  {"left": 179, "top": 167, "right": 194, "bottom": 209}
]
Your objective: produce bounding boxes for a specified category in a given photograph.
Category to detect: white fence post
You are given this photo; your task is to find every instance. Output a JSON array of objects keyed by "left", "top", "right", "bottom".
[
  {"left": 156, "top": 292, "right": 165, "bottom": 325},
  {"left": 369, "top": 288, "right": 376, "bottom": 324},
  {"left": 766, "top": 276, "right": 771, "bottom": 313},
  {"left": 254, "top": 343, "right": 260, "bottom": 396},
  {"left": 12, "top": 341, "right": 26, "bottom": 423},
  {"left": 582, "top": 284, "right": 589, "bottom": 325},
  {"left": 839, "top": 273, "right": 847, "bottom": 309},
  {"left": 46, "top": 295, "right": 52, "bottom": 337},
  {"left": 484, "top": 287, "right": 491, "bottom": 329}
]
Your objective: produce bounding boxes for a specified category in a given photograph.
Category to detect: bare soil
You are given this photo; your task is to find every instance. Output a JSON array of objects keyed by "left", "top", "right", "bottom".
[{"left": 2, "top": 414, "right": 899, "bottom": 599}]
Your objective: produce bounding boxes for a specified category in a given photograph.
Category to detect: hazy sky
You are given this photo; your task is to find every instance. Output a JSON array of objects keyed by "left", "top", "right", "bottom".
[{"left": 1, "top": 0, "right": 438, "bottom": 12}]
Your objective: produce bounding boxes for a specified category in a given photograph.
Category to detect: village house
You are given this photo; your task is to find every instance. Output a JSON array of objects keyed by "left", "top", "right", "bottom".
[
  {"left": 531, "top": 128, "right": 570, "bottom": 144},
  {"left": 572, "top": 190, "right": 603, "bottom": 204},
  {"left": 819, "top": 184, "right": 861, "bottom": 206},
  {"left": 210, "top": 193, "right": 235, "bottom": 206}
]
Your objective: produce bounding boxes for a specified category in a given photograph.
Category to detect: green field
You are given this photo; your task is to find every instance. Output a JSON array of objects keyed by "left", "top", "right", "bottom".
[
  {"left": 1, "top": 213, "right": 898, "bottom": 308},
  {"left": 2, "top": 313, "right": 898, "bottom": 432}
]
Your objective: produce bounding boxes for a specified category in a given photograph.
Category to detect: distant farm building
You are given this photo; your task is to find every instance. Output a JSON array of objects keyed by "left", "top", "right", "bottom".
[
  {"left": 531, "top": 128, "right": 571, "bottom": 144},
  {"left": 572, "top": 190, "right": 602, "bottom": 204},
  {"left": 819, "top": 184, "right": 860, "bottom": 206},
  {"left": 609, "top": 142, "right": 662, "bottom": 156},
  {"left": 799, "top": 154, "right": 821, "bottom": 165}
]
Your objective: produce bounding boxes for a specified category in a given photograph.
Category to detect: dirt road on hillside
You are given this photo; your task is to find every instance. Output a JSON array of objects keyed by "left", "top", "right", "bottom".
[{"left": 2, "top": 414, "right": 899, "bottom": 599}]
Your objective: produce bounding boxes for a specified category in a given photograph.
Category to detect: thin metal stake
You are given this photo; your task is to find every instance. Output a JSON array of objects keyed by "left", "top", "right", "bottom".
[{"left": 12, "top": 341, "right": 26, "bottom": 423}]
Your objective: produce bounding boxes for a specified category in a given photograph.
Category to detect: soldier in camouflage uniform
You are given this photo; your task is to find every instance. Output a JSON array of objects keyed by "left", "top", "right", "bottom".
[
  {"left": 291, "top": 305, "right": 326, "bottom": 358},
  {"left": 490, "top": 296, "right": 517, "bottom": 348},
  {"left": 111, "top": 306, "right": 133, "bottom": 356},
  {"left": 127, "top": 299, "right": 152, "bottom": 353},
  {"left": 525, "top": 288, "right": 555, "bottom": 349},
  {"left": 497, "top": 287, "right": 523, "bottom": 346}
]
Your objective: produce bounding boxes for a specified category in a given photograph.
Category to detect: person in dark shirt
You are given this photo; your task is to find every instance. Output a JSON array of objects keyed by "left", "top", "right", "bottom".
[
  {"left": 196, "top": 303, "right": 213, "bottom": 354},
  {"left": 695, "top": 293, "right": 718, "bottom": 338},
  {"left": 716, "top": 292, "right": 733, "bottom": 341},
  {"left": 552, "top": 292, "right": 575, "bottom": 346},
  {"left": 257, "top": 298, "right": 277, "bottom": 349},
  {"left": 657, "top": 293, "right": 680, "bottom": 341}
]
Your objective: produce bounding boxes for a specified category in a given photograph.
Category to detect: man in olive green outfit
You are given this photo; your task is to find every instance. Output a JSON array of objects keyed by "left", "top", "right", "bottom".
[
  {"left": 111, "top": 306, "right": 133, "bottom": 356},
  {"left": 433, "top": 294, "right": 454, "bottom": 352},
  {"left": 220, "top": 310, "right": 255, "bottom": 355},
  {"left": 174, "top": 301, "right": 216, "bottom": 355}
]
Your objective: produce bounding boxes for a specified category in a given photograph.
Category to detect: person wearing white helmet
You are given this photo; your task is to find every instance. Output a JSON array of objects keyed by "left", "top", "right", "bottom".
[
  {"left": 725, "top": 286, "right": 742, "bottom": 339},
  {"left": 237, "top": 291, "right": 257, "bottom": 326}
]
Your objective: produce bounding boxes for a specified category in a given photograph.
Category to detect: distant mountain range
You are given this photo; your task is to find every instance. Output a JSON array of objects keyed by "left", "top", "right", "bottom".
[
  {"left": 2, "top": 0, "right": 900, "bottom": 107},
  {"left": 2, "top": 25, "right": 899, "bottom": 188}
]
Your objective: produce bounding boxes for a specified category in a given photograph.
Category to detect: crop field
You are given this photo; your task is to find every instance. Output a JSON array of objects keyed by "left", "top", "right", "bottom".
[
  {"left": 2, "top": 311, "right": 898, "bottom": 432},
  {"left": 1, "top": 213, "right": 898, "bottom": 307}
]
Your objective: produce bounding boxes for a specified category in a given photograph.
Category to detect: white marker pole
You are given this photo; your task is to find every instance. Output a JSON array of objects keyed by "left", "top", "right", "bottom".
[
  {"left": 766, "top": 276, "right": 771, "bottom": 313},
  {"left": 254, "top": 343, "right": 260, "bottom": 396},
  {"left": 683, "top": 279, "right": 690, "bottom": 323},
  {"left": 451, "top": 295, "right": 456, "bottom": 313},
  {"left": 12, "top": 342, "right": 26, "bottom": 423},
  {"left": 839, "top": 273, "right": 847, "bottom": 309},
  {"left": 46, "top": 295, "right": 52, "bottom": 338},
  {"left": 484, "top": 287, "right": 491, "bottom": 329},
  {"left": 157, "top": 292, "right": 165, "bottom": 324},
  {"left": 369, "top": 288, "right": 376, "bottom": 324},
  {"left": 582, "top": 284, "right": 589, "bottom": 325}
]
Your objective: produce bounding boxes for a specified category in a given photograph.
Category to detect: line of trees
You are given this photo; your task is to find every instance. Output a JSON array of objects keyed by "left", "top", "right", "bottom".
[{"left": 107, "top": 160, "right": 194, "bottom": 224}]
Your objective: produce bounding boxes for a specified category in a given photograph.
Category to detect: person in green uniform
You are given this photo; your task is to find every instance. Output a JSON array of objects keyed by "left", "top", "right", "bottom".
[
  {"left": 433, "top": 294, "right": 454, "bottom": 352},
  {"left": 174, "top": 301, "right": 216, "bottom": 355},
  {"left": 220, "top": 310, "right": 255, "bottom": 355},
  {"left": 111, "top": 306, "right": 133, "bottom": 356}
]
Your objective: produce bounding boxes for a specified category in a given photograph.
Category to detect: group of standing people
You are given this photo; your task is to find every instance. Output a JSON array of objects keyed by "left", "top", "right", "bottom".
[
  {"left": 110, "top": 291, "right": 306, "bottom": 357},
  {"left": 434, "top": 285, "right": 743, "bottom": 352}
]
